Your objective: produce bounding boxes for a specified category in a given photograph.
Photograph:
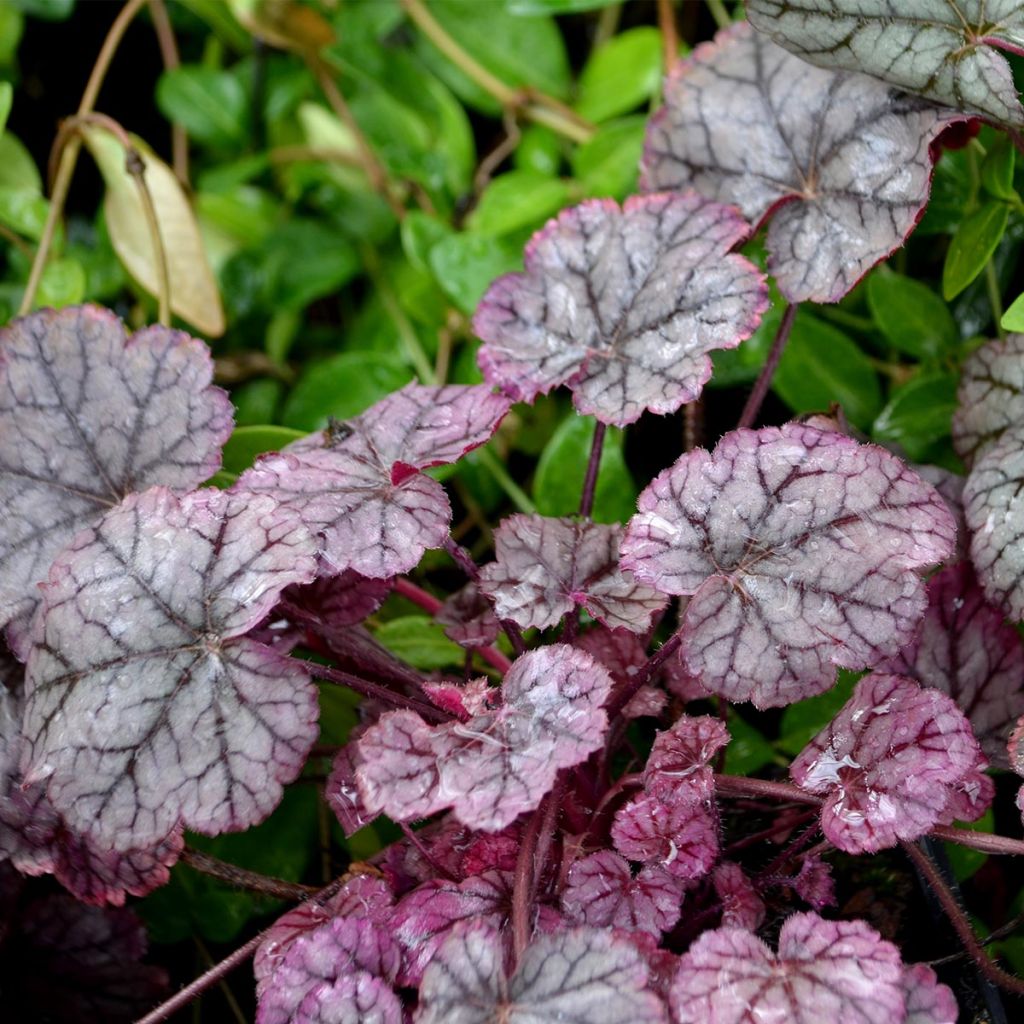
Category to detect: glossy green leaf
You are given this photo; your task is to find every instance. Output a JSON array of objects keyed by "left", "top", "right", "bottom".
[
  {"left": 375, "top": 615, "right": 465, "bottom": 669},
  {"left": 872, "top": 373, "right": 958, "bottom": 461},
  {"left": 507, "top": 0, "right": 620, "bottom": 11},
  {"left": 0, "top": 82, "right": 11, "bottom": 135},
  {"left": 0, "top": 4, "right": 24, "bottom": 67},
  {"left": 466, "top": 170, "right": 572, "bottom": 236},
  {"left": 575, "top": 27, "right": 662, "bottom": 123},
  {"left": 12, "top": 0, "right": 74, "bottom": 19},
  {"left": 773, "top": 313, "right": 882, "bottom": 428},
  {"left": 221, "top": 425, "right": 306, "bottom": 475},
  {"left": 233, "top": 379, "right": 283, "bottom": 427},
  {"left": 942, "top": 200, "right": 1009, "bottom": 300},
  {"left": 35, "top": 257, "right": 85, "bottom": 308},
  {"left": 0, "top": 186, "right": 47, "bottom": 240},
  {"left": 534, "top": 414, "right": 637, "bottom": 524},
  {"left": 570, "top": 115, "right": 645, "bottom": 199},
  {"left": 429, "top": 232, "right": 523, "bottom": 314},
  {"left": 867, "top": 268, "right": 958, "bottom": 359},
  {"left": 777, "top": 671, "right": 859, "bottom": 756},
  {"left": 1002, "top": 289, "right": 1024, "bottom": 332},
  {"left": 401, "top": 211, "right": 453, "bottom": 271},
  {"left": 981, "top": 138, "right": 1016, "bottom": 201},
  {"left": 709, "top": 303, "right": 781, "bottom": 388},
  {"left": 514, "top": 124, "right": 562, "bottom": 177},
  {"left": 722, "top": 713, "right": 777, "bottom": 776},
  {"left": 0, "top": 133, "right": 41, "bottom": 193},
  {"left": 261, "top": 220, "right": 360, "bottom": 310},
  {"left": 917, "top": 146, "right": 970, "bottom": 236},
  {"left": 195, "top": 186, "right": 280, "bottom": 248},
  {"left": 156, "top": 66, "right": 248, "bottom": 148},
  {"left": 945, "top": 808, "right": 995, "bottom": 881}
]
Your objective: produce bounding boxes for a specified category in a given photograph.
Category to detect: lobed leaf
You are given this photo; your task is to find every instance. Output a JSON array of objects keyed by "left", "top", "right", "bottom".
[
  {"left": 436, "top": 583, "right": 500, "bottom": 649},
  {"left": 0, "top": 306, "right": 232, "bottom": 635},
  {"left": 479, "top": 515, "right": 667, "bottom": 632},
  {"left": 644, "top": 715, "right": 729, "bottom": 802},
  {"left": 573, "top": 626, "right": 670, "bottom": 719},
  {"left": 642, "top": 23, "right": 963, "bottom": 302},
  {"left": 240, "top": 384, "right": 510, "bottom": 578},
  {"left": 790, "top": 674, "right": 984, "bottom": 853},
  {"left": 902, "top": 963, "right": 959, "bottom": 1024},
  {"left": 791, "top": 855, "right": 836, "bottom": 911},
  {"left": 22, "top": 487, "right": 319, "bottom": 851},
  {"left": 474, "top": 193, "right": 767, "bottom": 425},
  {"left": 747, "top": 0, "right": 1024, "bottom": 127},
  {"left": 622, "top": 424, "right": 955, "bottom": 707},
  {"left": 293, "top": 974, "right": 402, "bottom": 1024},
  {"left": 712, "top": 862, "right": 765, "bottom": 931},
  {"left": 953, "top": 333, "right": 1024, "bottom": 465}
]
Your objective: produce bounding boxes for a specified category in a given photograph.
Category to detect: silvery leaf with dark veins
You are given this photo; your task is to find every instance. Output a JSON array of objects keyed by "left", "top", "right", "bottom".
[
  {"left": 22, "top": 486, "right": 319, "bottom": 851},
  {"left": 474, "top": 193, "right": 767, "bottom": 426},
  {"left": 643, "top": 714, "right": 729, "bottom": 802},
  {"left": 902, "top": 963, "right": 959, "bottom": 1024},
  {"left": 748, "top": 0, "right": 1024, "bottom": 127},
  {"left": 953, "top": 333, "right": 1024, "bottom": 466},
  {"left": 642, "top": 23, "right": 964, "bottom": 302},
  {"left": 621, "top": 424, "right": 955, "bottom": 707},
  {"left": 0, "top": 305, "right": 232, "bottom": 634}
]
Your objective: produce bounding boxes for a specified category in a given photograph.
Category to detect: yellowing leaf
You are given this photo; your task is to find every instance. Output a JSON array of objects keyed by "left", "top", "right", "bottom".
[
  {"left": 79, "top": 125, "right": 225, "bottom": 337},
  {"left": 227, "top": 0, "right": 333, "bottom": 52}
]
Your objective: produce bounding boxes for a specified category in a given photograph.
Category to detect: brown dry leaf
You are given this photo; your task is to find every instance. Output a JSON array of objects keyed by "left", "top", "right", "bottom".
[{"left": 227, "top": 0, "right": 334, "bottom": 53}]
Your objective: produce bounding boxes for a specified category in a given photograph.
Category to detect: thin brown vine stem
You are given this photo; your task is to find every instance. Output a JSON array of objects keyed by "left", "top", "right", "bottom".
[
  {"left": 902, "top": 839, "right": 1024, "bottom": 997},
  {"left": 605, "top": 630, "right": 683, "bottom": 717},
  {"left": 736, "top": 302, "right": 798, "bottom": 431},
  {"left": 181, "top": 846, "right": 318, "bottom": 900},
  {"left": 929, "top": 912, "right": 1024, "bottom": 967},
  {"left": 19, "top": 0, "right": 148, "bottom": 316},
  {"left": 147, "top": 0, "right": 189, "bottom": 186},
  {"left": 657, "top": 0, "right": 680, "bottom": 71},
  {"left": 579, "top": 420, "right": 607, "bottom": 519}
]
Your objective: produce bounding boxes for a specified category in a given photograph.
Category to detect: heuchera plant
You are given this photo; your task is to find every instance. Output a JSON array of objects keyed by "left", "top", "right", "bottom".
[{"left": 4, "top": 5, "right": 1024, "bottom": 1023}]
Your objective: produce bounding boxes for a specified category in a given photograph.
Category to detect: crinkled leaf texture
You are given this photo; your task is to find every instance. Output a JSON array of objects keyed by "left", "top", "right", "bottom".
[
  {"left": 902, "top": 963, "right": 958, "bottom": 1024},
  {"left": 479, "top": 515, "right": 667, "bottom": 633},
  {"left": 240, "top": 384, "right": 510, "bottom": 578},
  {"left": 747, "top": 0, "right": 1024, "bottom": 128},
  {"left": 0, "top": 305, "right": 232, "bottom": 634},
  {"left": 474, "top": 193, "right": 767, "bottom": 426},
  {"left": 574, "top": 627, "right": 670, "bottom": 719},
  {"left": 622, "top": 424, "right": 955, "bottom": 708},
  {"left": 415, "top": 921, "right": 667, "bottom": 1024},
  {"left": 671, "top": 912, "right": 913, "bottom": 1024},
  {"left": 953, "top": 334, "right": 1024, "bottom": 466},
  {"left": 791, "top": 674, "right": 985, "bottom": 853},
  {"left": 712, "top": 862, "right": 765, "bottom": 931},
  {"left": 437, "top": 583, "right": 500, "bottom": 649},
  {"left": 1011, "top": 717, "right": 1024, "bottom": 824},
  {"left": 878, "top": 562, "right": 1024, "bottom": 764},
  {"left": 22, "top": 486, "right": 319, "bottom": 851},
  {"left": 642, "top": 23, "right": 963, "bottom": 302},
  {"left": 356, "top": 645, "right": 611, "bottom": 830},
  {"left": 644, "top": 714, "right": 728, "bottom": 801}
]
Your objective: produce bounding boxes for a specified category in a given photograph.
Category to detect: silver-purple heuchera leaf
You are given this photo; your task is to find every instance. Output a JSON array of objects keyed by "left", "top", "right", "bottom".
[
  {"left": 644, "top": 715, "right": 729, "bottom": 802},
  {"left": 415, "top": 921, "right": 668, "bottom": 1024},
  {"left": 712, "top": 862, "right": 765, "bottom": 931},
  {"left": 436, "top": 583, "right": 500, "bottom": 649},
  {"left": 240, "top": 384, "right": 510, "bottom": 578},
  {"left": 1010, "top": 716, "right": 1024, "bottom": 824},
  {"left": 641, "top": 23, "right": 964, "bottom": 303},
  {"left": 747, "top": 1, "right": 1024, "bottom": 128},
  {"left": 0, "top": 305, "right": 232, "bottom": 635},
  {"left": 621, "top": 424, "right": 955, "bottom": 708},
  {"left": 877, "top": 562, "right": 1024, "bottom": 764},
  {"left": 474, "top": 193, "right": 767, "bottom": 426},
  {"left": 479, "top": 515, "right": 667, "bottom": 633},
  {"left": 356, "top": 645, "right": 611, "bottom": 831},
  {"left": 561, "top": 851, "right": 685, "bottom": 938},
  {"left": 293, "top": 974, "right": 402, "bottom": 1024},
  {"left": 671, "top": 912, "right": 909, "bottom": 1024},
  {"left": 953, "top": 334, "right": 1024, "bottom": 466},
  {"left": 573, "top": 627, "right": 669, "bottom": 719},
  {"left": 790, "top": 674, "right": 984, "bottom": 853},
  {"left": 791, "top": 855, "right": 836, "bottom": 911},
  {"left": 902, "top": 963, "right": 958, "bottom": 1024},
  {"left": 22, "top": 486, "right": 319, "bottom": 851}
]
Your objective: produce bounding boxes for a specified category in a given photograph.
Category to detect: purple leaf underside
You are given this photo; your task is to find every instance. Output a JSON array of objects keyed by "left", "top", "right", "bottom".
[
  {"left": 479, "top": 515, "right": 667, "bottom": 632},
  {"left": 239, "top": 384, "right": 510, "bottom": 578},
  {"left": 791, "top": 674, "right": 985, "bottom": 853},
  {"left": 436, "top": 583, "right": 500, "bottom": 648},
  {"left": 641, "top": 22, "right": 964, "bottom": 302},
  {"left": 644, "top": 714, "right": 729, "bottom": 802},
  {"left": 22, "top": 487, "right": 319, "bottom": 851},
  {"left": 953, "top": 334, "right": 1024, "bottom": 466},
  {"left": 621, "top": 424, "right": 955, "bottom": 708},
  {"left": 474, "top": 193, "right": 767, "bottom": 426},
  {"left": 747, "top": 0, "right": 1024, "bottom": 127},
  {"left": 0, "top": 305, "right": 232, "bottom": 634}
]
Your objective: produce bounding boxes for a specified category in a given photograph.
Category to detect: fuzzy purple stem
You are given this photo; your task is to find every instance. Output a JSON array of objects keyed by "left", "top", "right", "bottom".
[
  {"left": 605, "top": 631, "right": 683, "bottom": 717},
  {"left": 579, "top": 420, "right": 607, "bottom": 519},
  {"left": 736, "top": 302, "right": 798, "bottom": 431},
  {"left": 181, "top": 847, "right": 318, "bottom": 900}
]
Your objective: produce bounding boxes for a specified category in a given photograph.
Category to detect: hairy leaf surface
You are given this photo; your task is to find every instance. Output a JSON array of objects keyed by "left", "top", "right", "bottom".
[
  {"left": 622, "top": 424, "right": 955, "bottom": 707},
  {"left": 644, "top": 715, "right": 729, "bottom": 802},
  {"left": 474, "top": 194, "right": 767, "bottom": 425},
  {"left": 23, "top": 487, "right": 319, "bottom": 850},
  {"left": 642, "top": 23, "right": 962, "bottom": 302},
  {"left": 902, "top": 963, "right": 958, "bottom": 1024},
  {"left": 611, "top": 791, "right": 719, "bottom": 880},
  {"left": 953, "top": 334, "right": 1024, "bottom": 465},
  {"left": 712, "top": 862, "right": 765, "bottom": 931}
]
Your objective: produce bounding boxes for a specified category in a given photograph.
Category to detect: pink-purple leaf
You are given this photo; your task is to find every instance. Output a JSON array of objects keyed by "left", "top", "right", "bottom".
[
  {"left": 622, "top": 424, "right": 955, "bottom": 707},
  {"left": 0, "top": 305, "right": 232, "bottom": 634},
  {"left": 791, "top": 855, "right": 836, "bottom": 910},
  {"left": 902, "top": 963, "right": 958, "bottom": 1024},
  {"left": 239, "top": 384, "right": 509, "bottom": 578},
  {"left": 877, "top": 562, "right": 1024, "bottom": 764},
  {"left": 474, "top": 193, "right": 767, "bottom": 426},
  {"left": 712, "top": 862, "right": 765, "bottom": 931},
  {"left": 953, "top": 334, "right": 1024, "bottom": 466},
  {"left": 284, "top": 569, "right": 393, "bottom": 628},
  {"left": 479, "top": 515, "right": 667, "bottom": 632},
  {"left": 325, "top": 745, "right": 379, "bottom": 838},
  {"left": 641, "top": 23, "right": 963, "bottom": 303},
  {"left": 561, "top": 850, "right": 685, "bottom": 937},
  {"left": 644, "top": 715, "right": 728, "bottom": 802},
  {"left": 436, "top": 583, "right": 500, "bottom": 649},
  {"left": 573, "top": 627, "right": 669, "bottom": 719},
  {"left": 671, "top": 912, "right": 906, "bottom": 1024},
  {"left": 747, "top": 0, "right": 1024, "bottom": 128},
  {"left": 415, "top": 921, "right": 667, "bottom": 1024},
  {"left": 22, "top": 487, "right": 319, "bottom": 851},
  {"left": 790, "top": 674, "right": 983, "bottom": 853},
  {"left": 295, "top": 974, "right": 402, "bottom": 1024},
  {"left": 356, "top": 645, "right": 612, "bottom": 831}
]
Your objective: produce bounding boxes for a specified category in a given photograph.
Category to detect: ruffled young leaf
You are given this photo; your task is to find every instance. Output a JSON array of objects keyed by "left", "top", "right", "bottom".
[
  {"left": 294, "top": 974, "right": 402, "bottom": 1024},
  {"left": 644, "top": 715, "right": 729, "bottom": 802},
  {"left": 561, "top": 850, "right": 685, "bottom": 937},
  {"left": 357, "top": 645, "right": 611, "bottom": 831},
  {"left": 877, "top": 562, "right": 1024, "bottom": 763},
  {"left": 240, "top": 384, "right": 510, "bottom": 578},
  {"left": 671, "top": 912, "right": 905, "bottom": 1024},
  {"left": 964, "top": 425, "right": 1024, "bottom": 619},
  {"left": 436, "top": 583, "right": 500, "bottom": 649},
  {"left": 611, "top": 791, "right": 718, "bottom": 880},
  {"left": 474, "top": 193, "right": 767, "bottom": 426},
  {"left": 479, "top": 515, "right": 667, "bottom": 632},
  {"left": 22, "top": 487, "right": 319, "bottom": 851},
  {"left": 0, "top": 305, "right": 232, "bottom": 633},
  {"left": 790, "top": 674, "right": 984, "bottom": 853},
  {"left": 622, "top": 424, "right": 955, "bottom": 707},
  {"left": 953, "top": 334, "right": 1024, "bottom": 465},
  {"left": 712, "top": 862, "right": 765, "bottom": 931},
  {"left": 791, "top": 855, "right": 836, "bottom": 910},
  {"left": 747, "top": 0, "right": 1024, "bottom": 128},
  {"left": 902, "top": 963, "right": 958, "bottom": 1024},
  {"left": 416, "top": 921, "right": 667, "bottom": 1024},
  {"left": 642, "top": 23, "right": 963, "bottom": 303}
]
